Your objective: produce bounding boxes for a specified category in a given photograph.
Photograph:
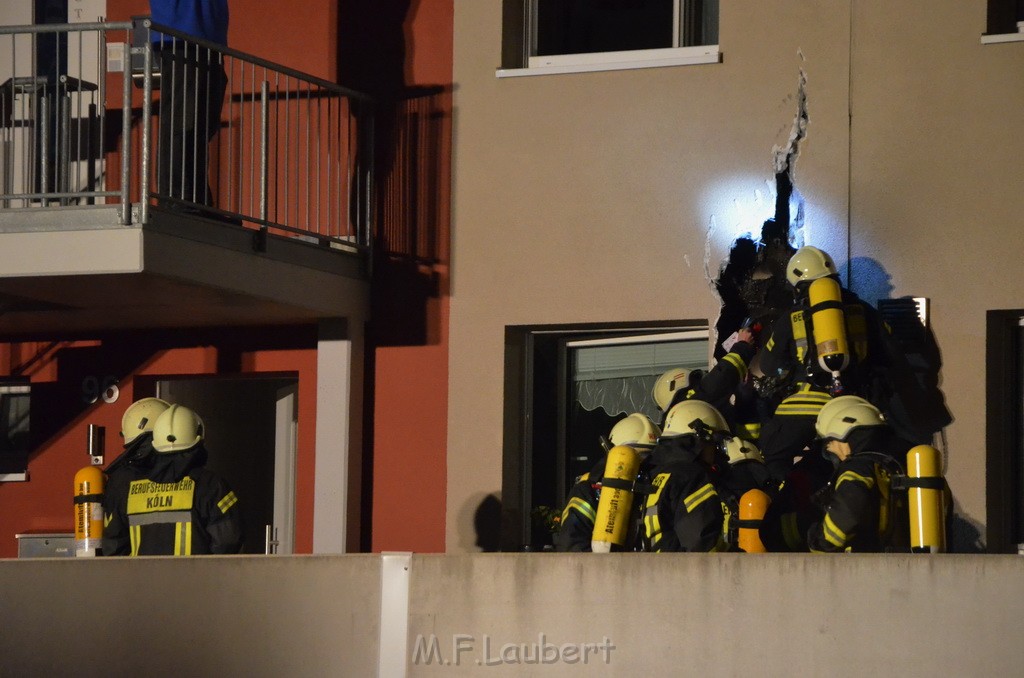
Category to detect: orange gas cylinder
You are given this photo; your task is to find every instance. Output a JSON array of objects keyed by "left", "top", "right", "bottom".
[{"left": 737, "top": 488, "right": 771, "bottom": 553}]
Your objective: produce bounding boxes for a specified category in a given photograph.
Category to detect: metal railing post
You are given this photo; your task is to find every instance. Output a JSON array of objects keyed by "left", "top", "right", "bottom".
[
  {"left": 260, "top": 79, "right": 268, "bottom": 223},
  {"left": 39, "top": 95, "right": 49, "bottom": 201},
  {"left": 119, "top": 25, "right": 133, "bottom": 224},
  {"left": 255, "top": 79, "right": 269, "bottom": 251},
  {"left": 139, "top": 21, "right": 154, "bottom": 225},
  {"left": 59, "top": 92, "right": 70, "bottom": 205}
]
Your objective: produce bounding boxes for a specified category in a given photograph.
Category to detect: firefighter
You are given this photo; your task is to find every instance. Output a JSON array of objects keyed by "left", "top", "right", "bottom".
[
  {"left": 652, "top": 326, "right": 757, "bottom": 432},
  {"left": 103, "top": 404, "right": 243, "bottom": 556},
  {"left": 641, "top": 399, "right": 727, "bottom": 552},
  {"left": 101, "top": 397, "right": 171, "bottom": 556},
  {"left": 714, "top": 438, "right": 776, "bottom": 551},
  {"left": 554, "top": 413, "right": 660, "bottom": 552},
  {"left": 806, "top": 396, "right": 910, "bottom": 553},
  {"left": 756, "top": 245, "right": 893, "bottom": 482}
]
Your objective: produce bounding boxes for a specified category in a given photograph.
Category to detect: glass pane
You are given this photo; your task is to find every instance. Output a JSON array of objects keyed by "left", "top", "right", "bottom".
[
  {"left": 564, "top": 336, "right": 707, "bottom": 490},
  {"left": 535, "top": 0, "right": 675, "bottom": 56},
  {"left": 0, "top": 385, "right": 30, "bottom": 476}
]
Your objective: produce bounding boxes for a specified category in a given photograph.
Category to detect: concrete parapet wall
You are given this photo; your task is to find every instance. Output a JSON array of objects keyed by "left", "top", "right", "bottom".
[{"left": 1, "top": 553, "right": 1022, "bottom": 676}]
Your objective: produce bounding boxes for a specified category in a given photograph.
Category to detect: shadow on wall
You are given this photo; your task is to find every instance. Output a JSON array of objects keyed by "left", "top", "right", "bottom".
[
  {"left": 31, "top": 327, "right": 317, "bottom": 452},
  {"left": 849, "top": 256, "right": 895, "bottom": 307},
  {"left": 458, "top": 491, "right": 503, "bottom": 552},
  {"left": 337, "top": 0, "right": 452, "bottom": 349},
  {"left": 950, "top": 497, "right": 986, "bottom": 553}
]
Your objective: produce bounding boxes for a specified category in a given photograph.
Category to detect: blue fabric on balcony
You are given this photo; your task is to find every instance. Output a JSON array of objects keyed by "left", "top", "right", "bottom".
[{"left": 150, "top": 0, "right": 229, "bottom": 47}]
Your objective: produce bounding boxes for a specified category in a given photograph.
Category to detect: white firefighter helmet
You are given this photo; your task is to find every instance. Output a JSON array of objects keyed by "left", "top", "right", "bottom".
[
  {"left": 815, "top": 395, "right": 885, "bottom": 442},
  {"left": 652, "top": 367, "right": 693, "bottom": 411},
  {"left": 152, "top": 404, "right": 205, "bottom": 453},
  {"left": 724, "top": 437, "right": 765, "bottom": 465},
  {"left": 608, "top": 413, "right": 661, "bottom": 449},
  {"left": 786, "top": 246, "right": 838, "bottom": 287},
  {"left": 662, "top": 399, "right": 729, "bottom": 438},
  {"left": 121, "top": 397, "right": 171, "bottom": 444}
]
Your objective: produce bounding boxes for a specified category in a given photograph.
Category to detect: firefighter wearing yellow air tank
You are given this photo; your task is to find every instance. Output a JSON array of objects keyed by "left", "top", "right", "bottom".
[
  {"left": 757, "top": 246, "right": 894, "bottom": 484},
  {"left": 808, "top": 396, "right": 923, "bottom": 553},
  {"left": 102, "top": 404, "right": 243, "bottom": 556},
  {"left": 554, "top": 413, "right": 660, "bottom": 552},
  {"left": 641, "top": 400, "right": 728, "bottom": 552}
]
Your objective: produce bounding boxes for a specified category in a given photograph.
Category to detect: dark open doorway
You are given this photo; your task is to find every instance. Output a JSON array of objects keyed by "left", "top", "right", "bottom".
[{"left": 142, "top": 374, "right": 298, "bottom": 555}]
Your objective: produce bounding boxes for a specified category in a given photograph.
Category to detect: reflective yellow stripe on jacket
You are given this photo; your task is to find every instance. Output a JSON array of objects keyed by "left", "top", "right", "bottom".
[
  {"left": 684, "top": 483, "right": 717, "bottom": 513},
  {"left": 644, "top": 474, "right": 669, "bottom": 550},
  {"left": 720, "top": 351, "right": 748, "bottom": 381},
  {"left": 773, "top": 385, "right": 832, "bottom": 417},
  {"left": 563, "top": 496, "right": 596, "bottom": 526}
]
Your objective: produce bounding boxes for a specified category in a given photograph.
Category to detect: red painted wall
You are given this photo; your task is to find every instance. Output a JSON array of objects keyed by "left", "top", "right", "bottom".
[{"left": 0, "top": 334, "right": 318, "bottom": 559}]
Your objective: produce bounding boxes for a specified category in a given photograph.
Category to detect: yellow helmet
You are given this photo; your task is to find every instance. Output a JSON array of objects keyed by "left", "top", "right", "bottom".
[
  {"left": 152, "top": 404, "right": 205, "bottom": 453},
  {"left": 662, "top": 400, "right": 729, "bottom": 438},
  {"left": 652, "top": 367, "right": 693, "bottom": 411},
  {"left": 121, "top": 397, "right": 171, "bottom": 444},
  {"left": 724, "top": 437, "right": 764, "bottom": 464},
  {"left": 786, "top": 246, "right": 838, "bottom": 287},
  {"left": 608, "top": 413, "right": 661, "bottom": 449},
  {"left": 815, "top": 396, "right": 885, "bottom": 441}
]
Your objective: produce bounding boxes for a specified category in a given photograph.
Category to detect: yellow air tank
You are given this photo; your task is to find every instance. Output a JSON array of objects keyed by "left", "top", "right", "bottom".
[
  {"left": 737, "top": 488, "right": 770, "bottom": 553},
  {"left": 591, "top": 445, "right": 641, "bottom": 553},
  {"left": 906, "top": 445, "right": 946, "bottom": 553},
  {"left": 808, "top": 277, "right": 850, "bottom": 386},
  {"left": 74, "top": 466, "right": 105, "bottom": 557}
]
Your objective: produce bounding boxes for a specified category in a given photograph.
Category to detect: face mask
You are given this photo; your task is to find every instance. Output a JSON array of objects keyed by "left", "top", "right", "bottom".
[{"left": 820, "top": 440, "right": 842, "bottom": 470}]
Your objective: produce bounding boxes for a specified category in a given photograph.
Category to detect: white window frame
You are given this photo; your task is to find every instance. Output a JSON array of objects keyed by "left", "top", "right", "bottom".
[{"left": 497, "top": 0, "right": 720, "bottom": 78}]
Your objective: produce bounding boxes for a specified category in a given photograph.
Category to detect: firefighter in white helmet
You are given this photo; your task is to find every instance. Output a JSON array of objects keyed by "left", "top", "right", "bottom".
[
  {"left": 554, "top": 413, "right": 660, "bottom": 552},
  {"left": 101, "top": 397, "right": 171, "bottom": 556},
  {"left": 640, "top": 400, "right": 729, "bottom": 552},
  {"left": 103, "top": 404, "right": 243, "bottom": 556},
  {"left": 805, "top": 396, "right": 912, "bottom": 553},
  {"left": 651, "top": 326, "right": 757, "bottom": 430}
]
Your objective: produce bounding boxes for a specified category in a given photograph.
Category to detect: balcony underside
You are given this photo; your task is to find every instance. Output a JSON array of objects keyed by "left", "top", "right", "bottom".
[{"left": 0, "top": 205, "right": 369, "bottom": 337}]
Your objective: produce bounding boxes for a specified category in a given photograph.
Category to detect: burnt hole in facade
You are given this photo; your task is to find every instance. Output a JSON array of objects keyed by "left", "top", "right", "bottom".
[{"left": 713, "top": 68, "right": 809, "bottom": 359}]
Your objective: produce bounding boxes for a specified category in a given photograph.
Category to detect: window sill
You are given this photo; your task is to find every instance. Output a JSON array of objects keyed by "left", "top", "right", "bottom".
[
  {"left": 981, "top": 24, "right": 1024, "bottom": 44},
  {"left": 496, "top": 45, "right": 720, "bottom": 78}
]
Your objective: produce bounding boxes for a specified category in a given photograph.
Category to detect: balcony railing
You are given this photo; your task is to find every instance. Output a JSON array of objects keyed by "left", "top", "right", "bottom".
[{"left": 0, "top": 20, "right": 374, "bottom": 253}]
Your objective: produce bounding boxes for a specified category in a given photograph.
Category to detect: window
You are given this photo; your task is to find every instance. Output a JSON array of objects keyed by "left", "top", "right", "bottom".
[
  {"left": 502, "top": 320, "right": 708, "bottom": 551},
  {"left": 981, "top": 0, "right": 1024, "bottom": 43},
  {"left": 0, "top": 382, "right": 31, "bottom": 482},
  {"left": 499, "top": 0, "right": 720, "bottom": 77},
  {"left": 986, "top": 310, "right": 1024, "bottom": 553}
]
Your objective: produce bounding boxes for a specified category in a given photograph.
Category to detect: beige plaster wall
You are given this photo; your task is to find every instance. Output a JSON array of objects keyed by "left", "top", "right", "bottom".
[
  {"left": 847, "top": 1, "right": 1024, "bottom": 544},
  {"left": 448, "top": 0, "right": 1022, "bottom": 551}
]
